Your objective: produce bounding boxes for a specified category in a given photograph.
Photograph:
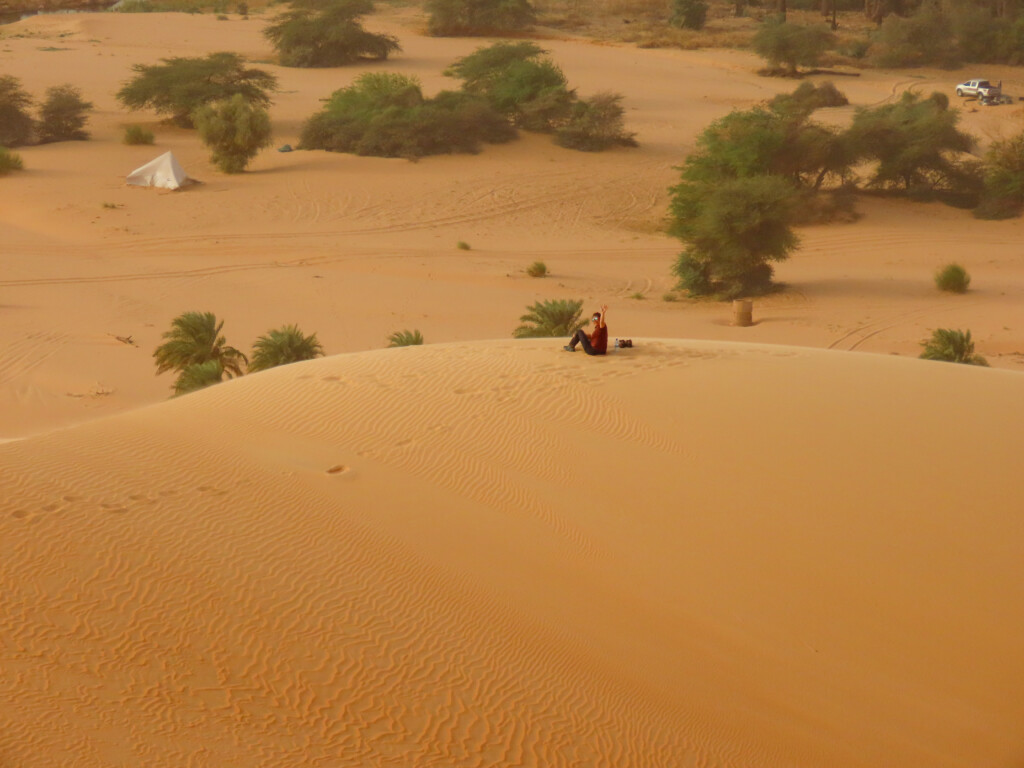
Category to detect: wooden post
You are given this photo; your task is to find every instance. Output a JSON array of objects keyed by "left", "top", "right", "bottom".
[{"left": 732, "top": 299, "right": 753, "bottom": 327}]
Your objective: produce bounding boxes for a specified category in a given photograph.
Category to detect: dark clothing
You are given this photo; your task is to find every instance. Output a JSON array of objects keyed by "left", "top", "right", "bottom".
[
  {"left": 590, "top": 324, "right": 608, "bottom": 355},
  {"left": 568, "top": 328, "right": 605, "bottom": 356}
]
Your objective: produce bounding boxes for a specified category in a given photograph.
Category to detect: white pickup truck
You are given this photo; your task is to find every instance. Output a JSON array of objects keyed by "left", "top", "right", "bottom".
[{"left": 955, "top": 79, "right": 1001, "bottom": 99}]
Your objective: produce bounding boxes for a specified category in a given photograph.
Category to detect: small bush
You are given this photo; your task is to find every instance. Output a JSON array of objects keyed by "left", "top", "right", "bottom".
[
  {"left": 427, "top": 0, "right": 536, "bottom": 36},
  {"left": 662, "top": 292, "right": 678, "bottom": 301},
  {"left": 526, "top": 260, "right": 547, "bottom": 277},
  {"left": 513, "top": 298, "right": 586, "bottom": 338},
  {"left": 671, "top": 0, "right": 708, "bottom": 30},
  {"left": 0, "top": 147, "right": 24, "bottom": 175},
  {"left": 174, "top": 360, "right": 226, "bottom": 396},
  {"left": 123, "top": 124, "right": 155, "bottom": 145},
  {"left": 630, "top": 291, "right": 645, "bottom": 299},
  {"left": 0, "top": 75, "right": 34, "bottom": 148},
  {"left": 301, "top": 73, "right": 515, "bottom": 159},
  {"left": 975, "top": 131, "right": 1024, "bottom": 220},
  {"left": 555, "top": 92, "right": 638, "bottom": 152},
  {"left": 249, "top": 324, "right": 324, "bottom": 370},
  {"left": 769, "top": 81, "right": 848, "bottom": 115},
  {"left": 387, "top": 329, "right": 424, "bottom": 347},
  {"left": 753, "top": 17, "right": 835, "bottom": 75},
  {"left": 457, "top": 240, "right": 471, "bottom": 250},
  {"left": 36, "top": 84, "right": 93, "bottom": 143},
  {"left": 919, "top": 328, "right": 988, "bottom": 366},
  {"left": 264, "top": 0, "right": 400, "bottom": 68},
  {"left": 193, "top": 94, "right": 272, "bottom": 173},
  {"left": 934, "top": 263, "right": 970, "bottom": 293}
]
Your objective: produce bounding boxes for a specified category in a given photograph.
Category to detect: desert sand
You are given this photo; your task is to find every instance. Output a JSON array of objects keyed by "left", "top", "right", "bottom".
[{"left": 2, "top": 5, "right": 1024, "bottom": 767}]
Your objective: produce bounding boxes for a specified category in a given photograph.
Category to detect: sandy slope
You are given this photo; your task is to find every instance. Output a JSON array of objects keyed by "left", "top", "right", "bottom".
[
  {"left": 2, "top": 10, "right": 1024, "bottom": 437},
  {"left": 2, "top": 340, "right": 1023, "bottom": 767}
]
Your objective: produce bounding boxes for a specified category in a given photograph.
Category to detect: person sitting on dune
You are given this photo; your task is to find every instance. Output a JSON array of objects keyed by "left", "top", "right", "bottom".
[{"left": 564, "top": 305, "right": 608, "bottom": 355}]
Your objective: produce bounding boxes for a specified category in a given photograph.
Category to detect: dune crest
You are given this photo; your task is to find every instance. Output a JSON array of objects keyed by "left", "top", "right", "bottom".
[{"left": 2, "top": 340, "right": 1023, "bottom": 767}]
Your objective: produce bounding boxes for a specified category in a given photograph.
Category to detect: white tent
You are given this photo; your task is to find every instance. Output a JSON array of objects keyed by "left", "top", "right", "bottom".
[{"left": 126, "top": 151, "right": 190, "bottom": 190}]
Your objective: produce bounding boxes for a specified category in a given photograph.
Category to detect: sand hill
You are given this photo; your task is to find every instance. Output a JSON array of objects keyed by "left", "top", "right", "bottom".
[{"left": 2, "top": 340, "right": 1023, "bottom": 767}]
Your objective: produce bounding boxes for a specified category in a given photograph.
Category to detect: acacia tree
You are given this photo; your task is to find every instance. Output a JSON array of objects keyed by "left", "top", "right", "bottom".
[
  {"left": 976, "top": 130, "right": 1024, "bottom": 218},
  {"left": 752, "top": 17, "right": 835, "bottom": 74},
  {"left": 670, "top": 175, "right": 799, "bottom": 297},
  {"left": 847, "top": 91, "right": 976, "bottom": 192},
  {"left": 193, "top": 94, "right": 272, "bottom": 173},
  {"left": 426, "top": 0, "right": 535, "bottom": 36},
  {"left": 0, "top": 75, "right": 34, "bottom": 147},
  {"left": 37, "top": 84, "right": 93, "bottom": 143},
  {"left": 263, "top": 0, "right": 400, "bottom": 67},
  {"left": 117, "top": 52, "right": 277, "bottom": 128}
]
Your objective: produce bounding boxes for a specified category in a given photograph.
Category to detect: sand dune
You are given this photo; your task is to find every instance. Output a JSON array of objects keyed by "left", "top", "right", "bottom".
[{"left": 2, "top": 340, "right": 1023, "bottom": 767}]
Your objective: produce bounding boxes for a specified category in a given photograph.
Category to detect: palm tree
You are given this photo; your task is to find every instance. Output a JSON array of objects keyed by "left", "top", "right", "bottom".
[
  {"left": 513, "top": 298, "right": 587, "bottom": 338},
  {"left": 387, "top": 329, "right": 424, "bottom": 347},
  {"left": 248, "top": 324, "right": 325, "bottom": 371},
  {"left": 919, "top": 328, "right": 989, "bottom": 366},
  {"left": 173, "top": 360, "right": 226, "bottom": 396},
  {"left": 153, "top": 311, "right": 247, "bottom": 377}
]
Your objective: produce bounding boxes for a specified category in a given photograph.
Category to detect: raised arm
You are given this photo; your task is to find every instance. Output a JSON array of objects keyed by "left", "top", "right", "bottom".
[{"left": 598, "top": 305, "right": 607, "bottom": 329}]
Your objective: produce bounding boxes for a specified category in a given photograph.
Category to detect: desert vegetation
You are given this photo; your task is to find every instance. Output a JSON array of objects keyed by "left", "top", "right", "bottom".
[
  {"left": 513, "top": 298, "right": 587, "bottom": 337},
  {"left": 154, "top": 312, "right": 325, "bottom": 394},
  {"left": 0, "top": 147, "right": 23, "bottom": 175},
  {"left": 427, "top": 0, "right": 536, "bottom": 36},
  {"left": 526, "top": 260, "right": 547, "bottom": 277},
  {"left": 123, "top": 124, "right": 155, "bottom": 145},
  {"left": 975, "top": 131, "right": 1024, "bottom": 219},
  {"left": 387, "top": 329, "right": 425, "bottom": 346},
  {"left": 36, "top": 85, "right": 92, "bottom": 143},
  {"left": 671, "top": 0, "right": 708, "bottom": 30},
  {"left": 0, "top": 76, "right": 35, "bottom": 148},
  {"left": 264, "top": 0, "right": 400, "bottom": 67},
  {"left": 919, "top": 328, "right": 989, "bottom": 365},
  {"left": 753, "top": 17, "right": 835, "bottom": 75},
  {"left": 934, "top": 263, "right": 971, "bottom": 293},
  {"left": 193, "top": 94, "right": 272, "bottom": 173},
  {"left": 249, "top": 325, "right": 325, "bottom": 370},
  {"left": 117, "top": 52, "right": 277, "bottom": 128}
]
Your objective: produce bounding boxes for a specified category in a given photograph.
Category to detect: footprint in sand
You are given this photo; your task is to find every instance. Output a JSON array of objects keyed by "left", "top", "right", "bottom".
[
  {"left": 100, "top": 503, "right": 127, "bottom": 514},
  {"left": 326, "top": 464, "right": 352, "bottom": 476}
]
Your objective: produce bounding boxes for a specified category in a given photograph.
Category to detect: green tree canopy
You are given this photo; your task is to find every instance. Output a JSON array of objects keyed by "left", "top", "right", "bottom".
[
  {"left": 513, "top": 299, "right": 587, "bottom": 338},
  {"left": 249, "top": 324, "right": 325, "bottom": 371},
  {"left": 301, "top": 72, "right": 514, "bottom": 158},
  {"left": 444, "top": 42, "right": 573, "bottom": 131},
  {"left": 977, "top": 131, "right": 1024, "bottom": 218},
  {"left": 117, "top": 52, "right": 277, "bottom": 128},
  {"left": 193, "top": 93, "right": 273, "bottom": 173},
  {"left": 263, "top": 0, "right": 400, "bottom": 68},
  {"left": 0, "top": 75, "right": 34, "bottom": 148},
  {"left": 153, "top": 311, "right": 247, "bottom": 379},
  {"left": 37, "top": 84, "right": 93, "bottom": 143},
  {"left": 752, "top": 17, "right": 835, "bottom": 74},
  {"left": 174, "top": 360, "right": 227, "bottom": 396},
  {"left": 670, "top": 175, "right": 799, "bottom": 297},
  {"left": 426, "top": 0, "right": 536, "bottom": 36},
  {"left": 671, "top": 0, "right": 708, "bottom": 30},
  {"left": 847, "top": 91, "right": 976, "bottom": 192}
]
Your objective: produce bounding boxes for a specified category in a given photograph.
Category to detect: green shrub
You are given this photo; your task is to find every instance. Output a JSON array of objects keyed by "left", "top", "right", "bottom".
[
  {"left": 752, "top": 17, "right": 835, "bottom": 75},
  {"left": 670, "top": 175, "right": 799, "bottom": 298},
  {"left": 117, "top": 52, "right": 277, "bottom": 128},
  {"left": 387, "top": 329, "right": 424, "bottom": 346},
  {"left": 457, "top": 240, "right": 471, "bottom": 250},
  {"left": 36, "top": 84, "right": 92, "bottom": 143},
  {"left": 123, "top": 124, "right": 155, "bottom": 145},
  {"left": 173, "top": 360, "right": 226, "bottom": 396},
  {"left": 555, "top": 92, "right": 638, "bottom": 152},
  {"left": 869, "top": 3, "right": 958, "bottom": 68},
  {"left": 662, "top": 292, "right": 678, "bottom": 301},
  {"left": 264, "top": 0, "right": 400, "bottom": 68},
  {"left": 444, "top": 42, "right": 573, "bottom": 131},
  {"left": 526, "top": 260, "right": 547, "bottom": 277},
  {"left": 975, "top": 131, "right": 1024, "bottom": 219},
  {"left": 769, "top": 81, "right": 848, "bottom": 115},
  {"left": 0, "top": 146, "right": 24, "bottom": 175},
  {"left": 0, "top": 75, "right": 34, "bottom": 147},
  {"left": 249, "top": 324, "right": 324, "bottom": 370},
  {"left": 301, "top": 73, "right": 515, "bottom": 159},
  {"left": 919, "top": 328, "right": 988, "bottom": 366},
  {"left": 847, "top": 91, "right": 976, "bottom": 193},
  {"left": 934, "top": 263, "right": 970, "bottom": 293},
  {"left": 193, "top": 93, "right": 272, "bottom": 173},
  {"left": 513, "top": 298, "right": 586, "bottom": 337},
  {"left": 426, "top": 0, "right": 536, "bottom": 36},
  {"left": 671, "top": 0, "right": 708, "bottom": 30}
]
